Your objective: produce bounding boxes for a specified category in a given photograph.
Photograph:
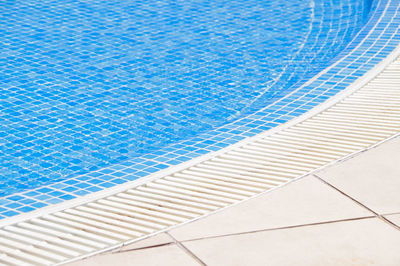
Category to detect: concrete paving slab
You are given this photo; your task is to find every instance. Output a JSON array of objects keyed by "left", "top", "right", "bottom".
[
  {"left": 168, "top": 175, "right": 372, "bottom": 241},
  {"left": 67, "top": 243, "right": 201, "bottom": 266},
  {"left": 317, "top": 136, "right": 400, "bottom": 214},
  {"left": 184, "top": 218, "right": 400, "bottom": 266}
]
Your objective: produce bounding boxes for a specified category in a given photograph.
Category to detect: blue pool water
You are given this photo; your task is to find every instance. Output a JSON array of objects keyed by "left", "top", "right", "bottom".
[{"left": 0, "top": 0, "right": 373, "bottom": 197}]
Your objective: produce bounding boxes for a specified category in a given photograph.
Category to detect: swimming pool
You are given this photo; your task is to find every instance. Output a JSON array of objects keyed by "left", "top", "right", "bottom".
[{"left": 0, "top": 0, "right": 388, "bottom": 217}]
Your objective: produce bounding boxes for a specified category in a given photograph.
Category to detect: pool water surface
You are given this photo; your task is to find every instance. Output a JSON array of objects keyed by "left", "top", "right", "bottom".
[{"left": 0, "top": 0, "right": 374, "bottom": 209}]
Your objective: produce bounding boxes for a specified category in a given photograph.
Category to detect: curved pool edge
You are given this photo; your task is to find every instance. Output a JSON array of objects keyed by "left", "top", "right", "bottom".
[
  {"left": 0, "top": 0, "right": 397, "bottom": 221},
  {"left": 3, "top": 36, "right": 399, "bottom": 228},
  {"left": 3, "top": 22, "right": 400, "bottom": 228},
  {"left": 1, "top": 33, "right": 400, "bottom": 266}
]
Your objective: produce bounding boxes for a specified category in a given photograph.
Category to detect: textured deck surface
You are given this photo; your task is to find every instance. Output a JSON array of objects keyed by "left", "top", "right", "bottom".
[{"left": 68, "top": 133, "right": 400, "bottom": 266}]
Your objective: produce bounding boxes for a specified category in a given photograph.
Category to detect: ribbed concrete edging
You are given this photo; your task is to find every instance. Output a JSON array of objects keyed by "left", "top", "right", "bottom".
[{"left": 0, "top": 40, "right": 399, "bottom": 265}]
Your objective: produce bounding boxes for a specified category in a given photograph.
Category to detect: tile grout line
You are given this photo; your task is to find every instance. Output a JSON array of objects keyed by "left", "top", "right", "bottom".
[
  {"left": 313, "top": 173, "right": 400, "bottom": 232},
  {"left": 83, "top": 214, "right": 383, "bottom": 259},
  {"left": 165, "top": 232, "right": 208, "bottom": 266},
  {"left": 312, "top": 174, "right": 379, "bottom": 214},
  {"left": 178, "top": 216, "right": 376, "bottom": 244},
  {"left": 80, "top": 216, "right": 378, "bottom": 258},
  {"left": 381, "top": 211, "right": 400, "bottom": 216},
  {"left": 113, "top": 242, "right": 174, "bottom": 254}
]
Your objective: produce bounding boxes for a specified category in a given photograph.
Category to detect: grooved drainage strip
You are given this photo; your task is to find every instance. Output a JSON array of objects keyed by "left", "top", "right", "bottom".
[{"left": 0, "top": 41, "right": 400, "bottom": 265}]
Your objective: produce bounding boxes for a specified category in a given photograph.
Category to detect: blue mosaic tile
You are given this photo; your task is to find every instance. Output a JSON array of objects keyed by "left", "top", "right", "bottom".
[
  {"left": 0, "top": 0, "right": 371, "bottom": 196},
  {"left": 1, "top": 0, "right": 400, "bottom": 219}
]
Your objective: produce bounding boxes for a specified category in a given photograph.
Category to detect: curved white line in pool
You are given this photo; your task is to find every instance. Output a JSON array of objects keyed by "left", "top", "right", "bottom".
[
  {"left": 0, "top": 0, "right": 372, "bottom": 205},
  {"left": 0, "top": 0, "right": 394, "bottom": 220},
  {"left": 0, "top": 0, "right": 384, "bottom": 219}
]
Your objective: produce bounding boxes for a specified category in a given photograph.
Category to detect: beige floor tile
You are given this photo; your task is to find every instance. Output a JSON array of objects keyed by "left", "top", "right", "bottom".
[
  {"left": 118, "top": 233, "right": 174, "bottom": 251},
  {"left": 168, "top": 175, "right": 372, "bottom": 241},
  {"left": 317, "top": 136, "right": 400, "bottom": 214},
  {"left": 184, "top": 218, "right": 400, "bottom": 266},
  {"left": 67, "top": 243, "right": 201, "bottom": 266},
  {"left": 385, "top": 213, "right": 400, "bottom": 227}
]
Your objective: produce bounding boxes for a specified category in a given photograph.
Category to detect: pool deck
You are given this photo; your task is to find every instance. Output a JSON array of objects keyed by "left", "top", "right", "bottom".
[{"left": 67, "top": 133, "right": 400, "bottom": 266}]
